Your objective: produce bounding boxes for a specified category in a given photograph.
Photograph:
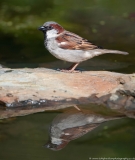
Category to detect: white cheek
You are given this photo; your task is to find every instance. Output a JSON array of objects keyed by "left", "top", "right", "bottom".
[
  {"left": 51, "top": 137, "right": 62, "bottom": 145},
  {"left": 46, "top": 29, "right": 58, "bottom": 38}
]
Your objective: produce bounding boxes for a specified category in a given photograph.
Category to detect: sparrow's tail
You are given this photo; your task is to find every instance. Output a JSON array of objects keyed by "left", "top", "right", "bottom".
[
  {"left": 101, "top": 49, "right": 128, "bottom": 55},
  {"left": 95, "top": 49, "right": 129, "bottom": 55}
]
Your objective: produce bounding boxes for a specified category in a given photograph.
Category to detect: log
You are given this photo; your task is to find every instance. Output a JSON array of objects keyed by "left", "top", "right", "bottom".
[{"left": 0, "top": 68, "right": 135, "bottom": 119}]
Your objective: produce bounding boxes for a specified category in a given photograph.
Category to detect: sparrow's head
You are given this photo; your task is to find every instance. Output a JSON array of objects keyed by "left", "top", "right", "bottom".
[{"left": 38, "top": 21, "right": 64, "bottom": 38}]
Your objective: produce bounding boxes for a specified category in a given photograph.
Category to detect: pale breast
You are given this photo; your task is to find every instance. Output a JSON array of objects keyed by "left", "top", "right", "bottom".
[{"left": 45, "top": 38, "right": 97, "bottom": 63}]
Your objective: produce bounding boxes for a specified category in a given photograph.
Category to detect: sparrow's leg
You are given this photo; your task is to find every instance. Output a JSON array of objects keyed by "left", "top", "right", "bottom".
[
  {"left": 67, "top": 63, "right": 79, "bottom": 71},
  {"left": 60, "top": 63, "right": 80, "bottom": 73},
  {"left": 73, "top": 105, "right": 81, "bottom": 111}
]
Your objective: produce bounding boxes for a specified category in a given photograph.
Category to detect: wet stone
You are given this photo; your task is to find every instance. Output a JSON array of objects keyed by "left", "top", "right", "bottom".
[{"left": 0, "top": 68, "right": 134, "bottom": 111}]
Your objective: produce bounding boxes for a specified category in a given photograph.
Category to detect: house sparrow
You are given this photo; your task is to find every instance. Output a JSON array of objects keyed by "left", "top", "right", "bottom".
[{"left": 38, "top": 21, "right": 128, "bottom": 72}]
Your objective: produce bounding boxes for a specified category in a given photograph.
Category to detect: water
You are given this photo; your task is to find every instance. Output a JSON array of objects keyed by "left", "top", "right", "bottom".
[
  {"left": 0, "top": 0, "right": 135, "bottom": 159},
  {"left": 0, "top": 109, "right": 135, "bottom": 159}
]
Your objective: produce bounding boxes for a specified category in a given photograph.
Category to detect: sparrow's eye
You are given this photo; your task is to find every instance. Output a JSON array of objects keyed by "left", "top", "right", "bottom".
[{"left": 48, "top": 26, "right": 53, "bottom": 30}]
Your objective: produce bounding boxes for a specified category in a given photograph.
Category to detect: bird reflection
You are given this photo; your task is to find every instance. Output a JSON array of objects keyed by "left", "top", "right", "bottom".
[{"left": 44, "top": 108, "right": 124, "bottom": 151}]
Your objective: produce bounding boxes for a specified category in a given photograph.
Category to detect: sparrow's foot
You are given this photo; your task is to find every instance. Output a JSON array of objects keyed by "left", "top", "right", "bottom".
[
  {"left": 56, "top": 63, "right": 81, "bottom": 73},
  {"left": 58, "top": 69, "right": 81, "bottom": 73}
]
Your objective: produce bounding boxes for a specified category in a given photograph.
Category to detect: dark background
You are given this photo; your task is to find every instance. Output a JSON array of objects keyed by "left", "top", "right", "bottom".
[{"left": 0, "top": 0, "right": 135, "bottom": 68}]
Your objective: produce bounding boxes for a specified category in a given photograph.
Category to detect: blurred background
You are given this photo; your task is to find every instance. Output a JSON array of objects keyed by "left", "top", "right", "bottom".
[{"left": 0, "top": 0, "right": 135, "bottom": 72}]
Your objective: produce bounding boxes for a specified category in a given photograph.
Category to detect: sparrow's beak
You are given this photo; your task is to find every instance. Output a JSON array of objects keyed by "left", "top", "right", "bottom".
[{"left": 38, "top": 26, "right": 46, "bottom": 32}]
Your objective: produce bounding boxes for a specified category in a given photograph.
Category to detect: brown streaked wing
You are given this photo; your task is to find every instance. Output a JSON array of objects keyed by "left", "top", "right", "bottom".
[{"left": 56, "top": 31, "right": 100, "bottom": 50}]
